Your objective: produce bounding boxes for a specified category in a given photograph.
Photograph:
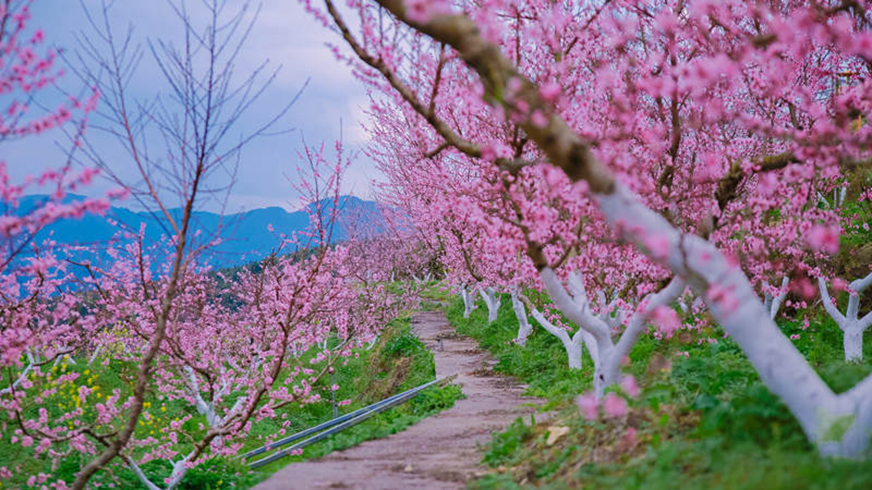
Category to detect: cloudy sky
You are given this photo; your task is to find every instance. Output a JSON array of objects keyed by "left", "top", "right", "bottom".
[{"left": 6, "top": 0, "right": 378, "bottom": 212}]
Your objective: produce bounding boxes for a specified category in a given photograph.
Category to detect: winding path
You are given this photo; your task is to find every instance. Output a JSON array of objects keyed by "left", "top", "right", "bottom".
[{"left": 255, "top": 310, "right": 538, "bottom": 489}]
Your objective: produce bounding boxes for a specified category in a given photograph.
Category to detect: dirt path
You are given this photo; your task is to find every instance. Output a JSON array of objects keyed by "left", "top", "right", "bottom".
[{"left": 255, "top": 310, "right": 539, "bottom": 489}]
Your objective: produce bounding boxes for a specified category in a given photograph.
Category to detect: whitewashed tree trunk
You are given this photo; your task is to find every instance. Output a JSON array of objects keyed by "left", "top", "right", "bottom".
[
  {"left": 537, "top": 268, "right": 684, "bottom": 397},
  {"left": 88, "top": 345, "right": 103, "bottom": 365},
  {"left": 510, "top": 289, "right": 533, "bottom": 345},
  {"left": 1, "top": 349, "right": 35, "bottom": 396},
  {"left": 52, "top": 352, "right": 76, "bottom": 367},
  {"left": 528, "top": 306, "right": 592, "bottom": 369},
  {"left": 366, "top": 336, "right": 379, "bottom": 350},
  {"left": 595, "top": 183, "right": 872, "bottom": 457},
  {"left": 762, "top": 276, "right": 790, "bottom": 321},
  {"left": 460, "top": 286, "right": 477, "bottom": 319},
  {"left": 846, "top": 328, "right": 864, "bottom": 361},
  {"left": 126, "top": 366, "right": 248, "bottom": 490},
  {"left": 480, "top": 287, "right": 501, "bottom": 323},
  {"left": 819, "top": 272, "right": 872, "bottom": 362}
]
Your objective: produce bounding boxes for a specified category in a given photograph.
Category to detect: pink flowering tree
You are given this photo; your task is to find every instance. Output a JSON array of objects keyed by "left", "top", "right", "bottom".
[
  {"left": 0, "top": 1, "right": 129, "bottom": 485},
  {"left": 309, "top": 0, "right": 872, "bottom": 457},
  {"left": 0, "top": 1, "right": 398, "bottom": 488}
]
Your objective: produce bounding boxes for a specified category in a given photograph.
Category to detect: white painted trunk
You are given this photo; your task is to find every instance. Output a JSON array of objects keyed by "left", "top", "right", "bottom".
[
  {"left": 819, "top": 274, "right": 872, "bottom": 362},
  {"left": 366, "top": 336, "right": 378, "bottom": 351},
  {"left": 510, "top": 290, "right": 533, "bottom": 345},
  {"left": 126, "top": 452, "right": 191, "bottom": 490},
  {"left": 596, "top": 183, "right": 872, "bottom": 457},
  {"left": 529, "top": 306, "right": 583, "bottom": 369},
  {"left": 566, "top": 340, "right": 583, "bottom": 370},
  {"left": 460, "top": 286, "right": 477, "bottom": 319},
  {"left": 88, "top": 345, "right": 103, "bottom": 365},
  {"left": 537, "top": 267, "right": 684, "bottom": 398},
  {"left": 763, "top": 276, "right": 790, "bottom": 321},
  {"left": 480, "top": 287, "right": 501, "bottom": 323},
  {"left": 846, "top": 328, "right": 864, "bottom": 362},
  {"left": 1, "top": 349, "right": 35, "bottom": 396}
]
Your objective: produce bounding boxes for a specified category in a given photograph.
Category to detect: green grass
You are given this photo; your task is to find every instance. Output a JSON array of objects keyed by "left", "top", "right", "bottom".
[
  {"left": 446, "top": 292, "right": 872, "bottom": 489},
  {"left": 0, "top": 313, "right": 462, "bottom": 489}
]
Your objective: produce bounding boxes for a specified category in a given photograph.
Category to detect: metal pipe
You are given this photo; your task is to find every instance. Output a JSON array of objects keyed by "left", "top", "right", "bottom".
[{"left": 241, "top": 376, "right": 453, "bottom": 462}]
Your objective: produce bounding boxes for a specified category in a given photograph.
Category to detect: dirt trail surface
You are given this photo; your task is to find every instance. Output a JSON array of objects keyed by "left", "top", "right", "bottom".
[{"left": 255, "top": 310, "right": 539, "bottom": 489}]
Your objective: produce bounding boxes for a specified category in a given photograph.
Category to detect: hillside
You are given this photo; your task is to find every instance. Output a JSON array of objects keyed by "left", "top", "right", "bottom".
[{"left": 11, "top": 194, "right": 382, "bottom": 267}]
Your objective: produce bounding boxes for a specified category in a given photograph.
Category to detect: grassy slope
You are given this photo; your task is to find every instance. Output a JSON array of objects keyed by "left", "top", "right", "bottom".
[
  {"left": 446, "top": 292, "right": 872, "bottom": 489},
  {"left": 0, "top": 307, "right": 461, "bottom": 489}
]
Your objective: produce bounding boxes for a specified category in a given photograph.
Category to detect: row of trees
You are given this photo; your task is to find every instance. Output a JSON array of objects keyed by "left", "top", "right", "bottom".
[
  {"left": 0, "top": 1, "right": 409, "bottom": 487},
  {"left": 306, "top": 0, "right": 872, "bottom": 457}
]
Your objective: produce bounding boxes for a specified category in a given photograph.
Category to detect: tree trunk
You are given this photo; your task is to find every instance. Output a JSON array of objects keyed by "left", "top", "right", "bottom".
[
  {"left": 461, "top": 287, "right": 477, "bottom": 319},
  {"left": 480, "top": 287, "right": 501, "bottom": 323},
  {"left": 510, "top": 290, "right": 533, "bottom": 345},
  {"left": 846, "top": 328, "right": 864, "bottom": 362},
  {"left": 566, "top": 339, "right": 582, "bottom": 370}
]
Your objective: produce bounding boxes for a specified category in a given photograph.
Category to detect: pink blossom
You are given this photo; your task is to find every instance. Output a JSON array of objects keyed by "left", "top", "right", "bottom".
[
  {"left": 791, "top": 276, "right": 816, "bottom": 300},
  {"left": 540, "top": 82, "right": 561, "bottom": 102},
  {"left": 807, "top": 225, "right": 840, "bottom": 254},
  {"left": 603, "top": 392, "right": 628, "bottom": 418},
  {"left": 620, "top": 375, "right": 640, "bottom": 398},
  {"left": 531, "top": 110, "right": 548, "bottom": 128},
  {"left": 575, "top": 392, "right": 598, "bottom": 420},
  {"left": 650, "top": 306, "right": 680, "bottom": 338}
]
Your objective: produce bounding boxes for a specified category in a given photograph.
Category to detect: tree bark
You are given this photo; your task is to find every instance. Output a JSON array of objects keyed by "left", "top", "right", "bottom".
[{"left": 510, "top": 289, "right": 533, "bottom": 345}]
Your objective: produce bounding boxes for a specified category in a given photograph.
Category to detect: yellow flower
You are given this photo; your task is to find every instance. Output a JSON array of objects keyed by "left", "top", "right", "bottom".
[
  {"left": 83, "top": 370, "right": 90, "bottom": 376},
  {"left": 160, "top": 406, "right": 167, "bottom": 412}
]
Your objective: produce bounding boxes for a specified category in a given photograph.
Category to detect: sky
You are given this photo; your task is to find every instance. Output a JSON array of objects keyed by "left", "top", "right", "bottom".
[{"left": 5, "top": 0, "right": 380, "bottom": 213}]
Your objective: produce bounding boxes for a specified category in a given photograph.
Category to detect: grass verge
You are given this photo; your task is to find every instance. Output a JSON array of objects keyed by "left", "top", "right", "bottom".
[{"left": 446, "top": 292, "right": 872, "bottom": 489}]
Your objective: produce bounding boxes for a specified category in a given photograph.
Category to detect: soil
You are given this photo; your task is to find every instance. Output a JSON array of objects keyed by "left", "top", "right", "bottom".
[{"left": 255, "top": 310, "right": 540, "bottom": 489}]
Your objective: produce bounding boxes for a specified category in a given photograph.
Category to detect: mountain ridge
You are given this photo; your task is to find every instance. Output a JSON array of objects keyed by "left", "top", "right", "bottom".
[{"left": 12, "top": 194, "right": 380, "bottom": 267}]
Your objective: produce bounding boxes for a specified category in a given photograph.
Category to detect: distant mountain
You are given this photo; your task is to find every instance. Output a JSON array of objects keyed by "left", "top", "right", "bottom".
[{"left": 11, "top": 194, "right": 382, "bottom": 267}]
